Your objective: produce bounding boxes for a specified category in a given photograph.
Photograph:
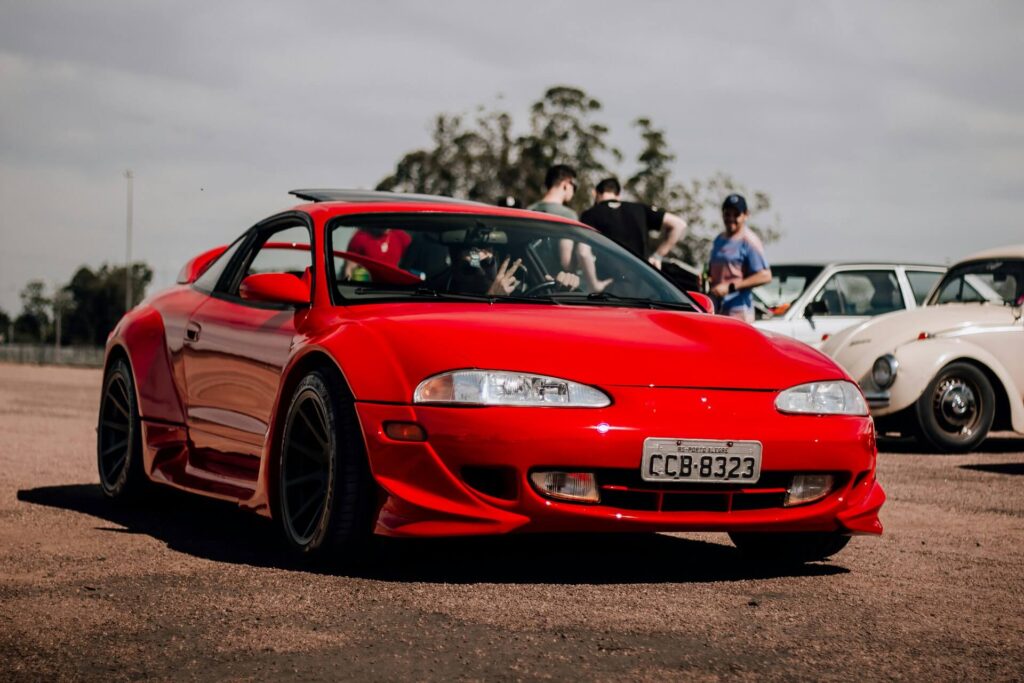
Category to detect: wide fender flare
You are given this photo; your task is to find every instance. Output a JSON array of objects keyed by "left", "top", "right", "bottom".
[
  {"left": 247, "top": 323, "right": 412, "bottom": 518},
  {"left": 105, "top": 305, "right": 186, "bottom": 425},
  {"left": 888, "top": 337, "right": 1023, "bottom": 429}
]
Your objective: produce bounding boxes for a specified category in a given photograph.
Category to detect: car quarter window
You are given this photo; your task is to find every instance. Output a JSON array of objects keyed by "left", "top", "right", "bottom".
[
  {"left": 812, "top": 270, "right": 905, "bottom": 316},
  {"left": 221, "top": 221, "right": 313, "bottom": 297},
  {"left": 906, "top": 270, "right": 942, "bottom": 305}
]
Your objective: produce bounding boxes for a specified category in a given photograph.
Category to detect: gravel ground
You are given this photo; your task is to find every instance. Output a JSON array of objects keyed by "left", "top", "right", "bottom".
[{"left": 0, "top": 362, "right": 1022, "bottom": 681}]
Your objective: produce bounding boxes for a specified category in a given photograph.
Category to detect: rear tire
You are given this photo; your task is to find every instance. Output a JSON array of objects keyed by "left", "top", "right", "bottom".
[
  {"left": 914, "top": 362, "right": 994, "bottom": 453},
  {"left": 278, "top": 369, "right": 374, "bottom": 562},
  {"left": 729, "top": 532, "right": 850, "bottom": 565},
  {"left": 97, "top": 358, "right": 148, "bottom": 500}
]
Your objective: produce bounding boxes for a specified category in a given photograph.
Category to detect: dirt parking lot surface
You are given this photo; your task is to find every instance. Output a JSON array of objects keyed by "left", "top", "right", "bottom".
[{"left": 0, "top": 362, "right": 1022, "bottom": 681}]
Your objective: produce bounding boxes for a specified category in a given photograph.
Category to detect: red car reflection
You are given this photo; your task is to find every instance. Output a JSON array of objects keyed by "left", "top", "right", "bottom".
[{"left": 98, "top": 190, "right": 884, "bottom": 565}]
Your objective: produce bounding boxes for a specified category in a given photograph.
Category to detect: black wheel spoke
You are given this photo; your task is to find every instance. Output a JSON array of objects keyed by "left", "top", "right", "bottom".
[
  {"left": 291, "top": 484, "right": 325, "bottom": 522},
  {"left": 102, "top": 439, "right": 128, "bottom": 458},
  {"left": 301, "top": 499, "right": 326, "bottom": 539},
  {"left": 102, "top": 420, "right": 129, "bottom": 433},
  {"left": 107, "top": 451, "right": 127, "bottom": 477},
  {"left": 107, "top": 390, "right": 130, "bottom": 419},
  {"left": 286, "top": 470, "right": 325, "bottom": 488},
  {"left": 297, "top": 404, "right": 328, "bottom": 450},
  {"left": 290, "top": 438, "right": 327, "bottom": 465}
]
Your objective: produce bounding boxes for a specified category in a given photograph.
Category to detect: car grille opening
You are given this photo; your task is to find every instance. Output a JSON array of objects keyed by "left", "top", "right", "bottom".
[
  {"left": 591, "top": 469, "right": 843, "bottom": 513},
  {"left": 461, "top": 466, "right": 518, "bottom": 501}
]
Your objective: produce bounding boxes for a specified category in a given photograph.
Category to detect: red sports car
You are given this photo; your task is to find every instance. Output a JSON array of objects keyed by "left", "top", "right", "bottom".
[{"left": 98, "top": 189, "right": 884, "bottom": 565}]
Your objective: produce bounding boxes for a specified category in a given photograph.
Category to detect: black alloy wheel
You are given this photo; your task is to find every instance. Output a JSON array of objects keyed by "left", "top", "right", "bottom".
[
  {"left": 97, "top": 358, "right": 147, "bottom": 499},
  {"left": 279, "top": 369, "right": 374, "bottom": 560},
  {"left": 729, "top": 532, "right": 851, "bottom": 565},
  {"left": 915, "top": 362, "right": 995, "bottom": 454}
]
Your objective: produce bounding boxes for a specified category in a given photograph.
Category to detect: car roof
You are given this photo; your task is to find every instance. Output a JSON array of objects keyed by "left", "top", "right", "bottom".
[
  {"left": 287, "top": 189, "right": 587, "bottom": 228},
  {"left": 770, "top": 261, "right": 944, "bottom": 269},
  {"left": 957, "top": 244, "right": 1024, "bottom": 262},
  {"left": 289, "top": 188, "right": 493, "bottom": 207}
]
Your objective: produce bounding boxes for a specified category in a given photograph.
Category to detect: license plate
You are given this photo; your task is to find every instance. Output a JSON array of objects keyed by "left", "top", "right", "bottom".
[{"left": 641, "top": 438, "right": 762, "bottom": 483}]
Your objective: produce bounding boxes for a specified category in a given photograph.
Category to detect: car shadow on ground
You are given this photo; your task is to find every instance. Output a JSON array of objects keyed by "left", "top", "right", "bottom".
[
  {"left": 17, "top": 483, "right": 848, "bottom": 584},
  {"left": 878, "top": 434, "right": 1024, "bottom": 455},
  {"left": 959, "top": 462, "right": 1024, "bottom": 476}
]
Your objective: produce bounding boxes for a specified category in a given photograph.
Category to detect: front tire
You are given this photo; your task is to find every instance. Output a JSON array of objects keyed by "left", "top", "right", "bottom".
[
  {"left": 914, "top": 362, "right": 994, "bottom": 453},
  {"left": 278, "top": 369, "right": 374, "bottom": 561},
  {"left": 97, "top": 357, "right": 148, "bottom": 499},
  {"left": 729, "top": 532, "right": 850, "bottom": 565}
]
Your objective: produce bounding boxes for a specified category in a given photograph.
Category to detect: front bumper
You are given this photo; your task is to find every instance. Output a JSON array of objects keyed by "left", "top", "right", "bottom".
[{"left": 355, "top": 386, "right": 884, "bottom": 538}]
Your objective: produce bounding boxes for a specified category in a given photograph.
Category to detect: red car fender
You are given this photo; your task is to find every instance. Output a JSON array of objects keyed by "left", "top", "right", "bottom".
[
  {"left": 242, "top": 320, "right": 415, "bottom": 518},
  {"left": 105, "top": 305, "right": 186, "bottom": 425}
]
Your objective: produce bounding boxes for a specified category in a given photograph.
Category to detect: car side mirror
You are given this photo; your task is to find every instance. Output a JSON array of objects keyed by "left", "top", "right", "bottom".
[
  {"left": 804, "top": 300, "right": 829, "bottom": 318},
  {"left": 687, "top": 291, "right": 714, "bottom": 314},
  {"left": 239, "top": 273, "right": 310, "bottom": 306}
]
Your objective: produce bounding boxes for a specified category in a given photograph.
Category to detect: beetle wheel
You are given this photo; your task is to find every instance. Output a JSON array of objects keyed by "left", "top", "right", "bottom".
[{"left": 915, "top": 362, "right": 994, "bottom": 453}]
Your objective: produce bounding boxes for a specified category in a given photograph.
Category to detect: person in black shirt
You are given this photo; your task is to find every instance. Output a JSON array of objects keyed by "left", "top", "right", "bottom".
[{"left": 579, "top": 177, "right": 687, "bottom": 270}]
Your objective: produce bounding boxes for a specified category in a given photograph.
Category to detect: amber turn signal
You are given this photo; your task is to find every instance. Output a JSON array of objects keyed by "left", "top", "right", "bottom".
[{"left": 383, "top": 421, "right": 427, "bottom": 442}]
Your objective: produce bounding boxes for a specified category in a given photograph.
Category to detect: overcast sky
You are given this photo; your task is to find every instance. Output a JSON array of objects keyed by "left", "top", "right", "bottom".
[{"left": 1, "top": 1, "right": 1022, "bottom": 314}]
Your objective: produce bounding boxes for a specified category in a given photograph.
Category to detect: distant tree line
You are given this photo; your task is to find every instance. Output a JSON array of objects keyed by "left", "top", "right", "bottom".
[
  {"left": 377, "top": 85, "right": 781, "bottom": 266},
  {"left": 0, "top": 263, "right": 152, "bottom": 346}
]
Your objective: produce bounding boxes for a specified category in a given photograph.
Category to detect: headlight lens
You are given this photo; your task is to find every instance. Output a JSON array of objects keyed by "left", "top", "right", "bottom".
[
  {"left": 414, "top": 370, "right": 611, "bottom": 407},
  {"left": 775, "top": 380, "right": 867, "bottom": 416},
  {"left": 871, "top": 354, "right": 899, "bottom": 389}
]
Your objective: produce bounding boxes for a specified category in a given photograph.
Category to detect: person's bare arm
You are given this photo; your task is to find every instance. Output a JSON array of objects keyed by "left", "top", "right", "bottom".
[
  {"left": 573, "top": 242, "right": 613, "bottom": 293},
  {"left": 649, "top": 212, "right": 687, "bottom": 268},
  {"left": 710, "top": 268, "right": 772, "bottom": 298}
]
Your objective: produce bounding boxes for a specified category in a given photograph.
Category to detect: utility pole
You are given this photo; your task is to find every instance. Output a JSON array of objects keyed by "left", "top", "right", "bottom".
[{"left": 124, "top": 169, "right": 134, "bottom": 311}]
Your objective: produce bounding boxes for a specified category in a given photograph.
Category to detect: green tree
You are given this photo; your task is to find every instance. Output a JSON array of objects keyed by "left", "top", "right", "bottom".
[
  {"left": 62, "top": 263, "right": 153, "bottom": 346},
  {"left": 14, "top": 280, "right": 50, "bottom": 343},
  {"left": 0, "top": 308, "right": 11, "bottom": 343},
  {"left": 377, "top": 87, "right": 780, "bottom": 267},
  {"left": 378, "top": 86, "right": 620, "bottom": 212}
]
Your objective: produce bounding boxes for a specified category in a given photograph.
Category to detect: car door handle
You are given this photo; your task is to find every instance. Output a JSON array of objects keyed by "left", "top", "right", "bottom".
[{"left": 185, "top": 322, "right": 202, "bottom": 343}]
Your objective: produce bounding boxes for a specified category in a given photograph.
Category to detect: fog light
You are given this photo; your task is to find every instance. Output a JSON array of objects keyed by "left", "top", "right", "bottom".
[
  {"left": 530, "top": 471, "right": 600, "bottom": 503},
  {"left": 383, "top": 421, "right": 426, "bottom": 442},
  {"left": 785, "top": 474, "right": 834, "bottom": 506}
]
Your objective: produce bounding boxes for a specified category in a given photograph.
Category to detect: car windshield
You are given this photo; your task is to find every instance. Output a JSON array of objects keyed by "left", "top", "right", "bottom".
[
  {"left": 928, "top": 258, "right": 1024, "bottom": 306},
  {"left": 752, "top": 265, "right": 824, "bottom": 318},
  {"left": 326, "top": 213, "right": 694, "bottom": 309}
]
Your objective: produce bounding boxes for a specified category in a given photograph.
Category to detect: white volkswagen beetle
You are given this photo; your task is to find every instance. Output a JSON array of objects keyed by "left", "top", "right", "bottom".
[{"left": 822, "top": 245, "right": 1024, "bottom": 452}]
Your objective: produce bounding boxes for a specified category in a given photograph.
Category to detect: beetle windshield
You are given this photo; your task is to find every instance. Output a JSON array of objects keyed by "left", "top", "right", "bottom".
[
  {"left": 326, "top": 213, "right": 694, "bottom": 309},
  {"left": 928, "top": 259, "right": 1024, "bottom": 307}
]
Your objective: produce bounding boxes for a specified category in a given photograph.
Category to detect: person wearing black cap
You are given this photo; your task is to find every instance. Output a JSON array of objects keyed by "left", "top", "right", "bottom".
[{"left": 707, "top": 194, "right": 772, "bottom": 322}]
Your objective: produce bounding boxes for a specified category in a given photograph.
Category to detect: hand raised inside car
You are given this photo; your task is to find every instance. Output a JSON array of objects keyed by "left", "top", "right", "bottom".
[{"left": 487, "top": 257, "right": 523, "bottom": 296}]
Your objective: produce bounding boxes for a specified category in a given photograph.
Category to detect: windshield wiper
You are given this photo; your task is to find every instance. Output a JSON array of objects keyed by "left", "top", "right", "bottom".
[{"left": 545, "top": 291, "right": 696, "bottom": 311}]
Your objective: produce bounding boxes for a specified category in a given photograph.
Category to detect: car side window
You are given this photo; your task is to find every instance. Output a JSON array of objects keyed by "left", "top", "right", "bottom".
[
  {"left": 813, "top": 270, "right": 905, "bottom": 316},
  {"left": 906, "top": 270, "right": 942, "bottom": 305},
  {"left": 222, "top": 222, "right": 313, "bottom": 298}
]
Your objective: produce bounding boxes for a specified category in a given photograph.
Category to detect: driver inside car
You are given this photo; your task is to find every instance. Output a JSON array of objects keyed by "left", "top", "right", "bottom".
[{"left": 441, "top": 244, "right": 581, "bottom": 296}]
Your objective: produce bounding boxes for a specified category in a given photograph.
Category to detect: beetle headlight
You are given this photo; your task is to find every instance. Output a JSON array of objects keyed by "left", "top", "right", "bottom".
[
  {"left": 414, "top": 370, "right": 611, "bottom": 407},
  {"left": 775, "top": 381, "right": 867, "bottom": 416},
  {"left": 871, "top": 354, "right": 899, "bottom": 389}
]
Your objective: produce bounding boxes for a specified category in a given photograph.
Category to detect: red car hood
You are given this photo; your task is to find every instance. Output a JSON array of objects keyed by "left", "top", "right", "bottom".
[{"left": 340, "top": 303, "right": 845, "bottom": 391}]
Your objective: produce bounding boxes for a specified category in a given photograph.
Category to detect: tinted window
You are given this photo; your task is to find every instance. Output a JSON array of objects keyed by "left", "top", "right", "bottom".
[
  {"left": 812, "top": 270, "right": 905, "bottom": 316},
  {"left": 222, "top": 222, "right": 313, "bottom": 297},
  {"left": 906, "top": 270, "right": 942, "bottom": 305},
  {"left": 193, "top": 236, "right": 246, "bottom": 293},
  {"left": 326, "top": 213, "right": 693, "bottom": 309}
]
